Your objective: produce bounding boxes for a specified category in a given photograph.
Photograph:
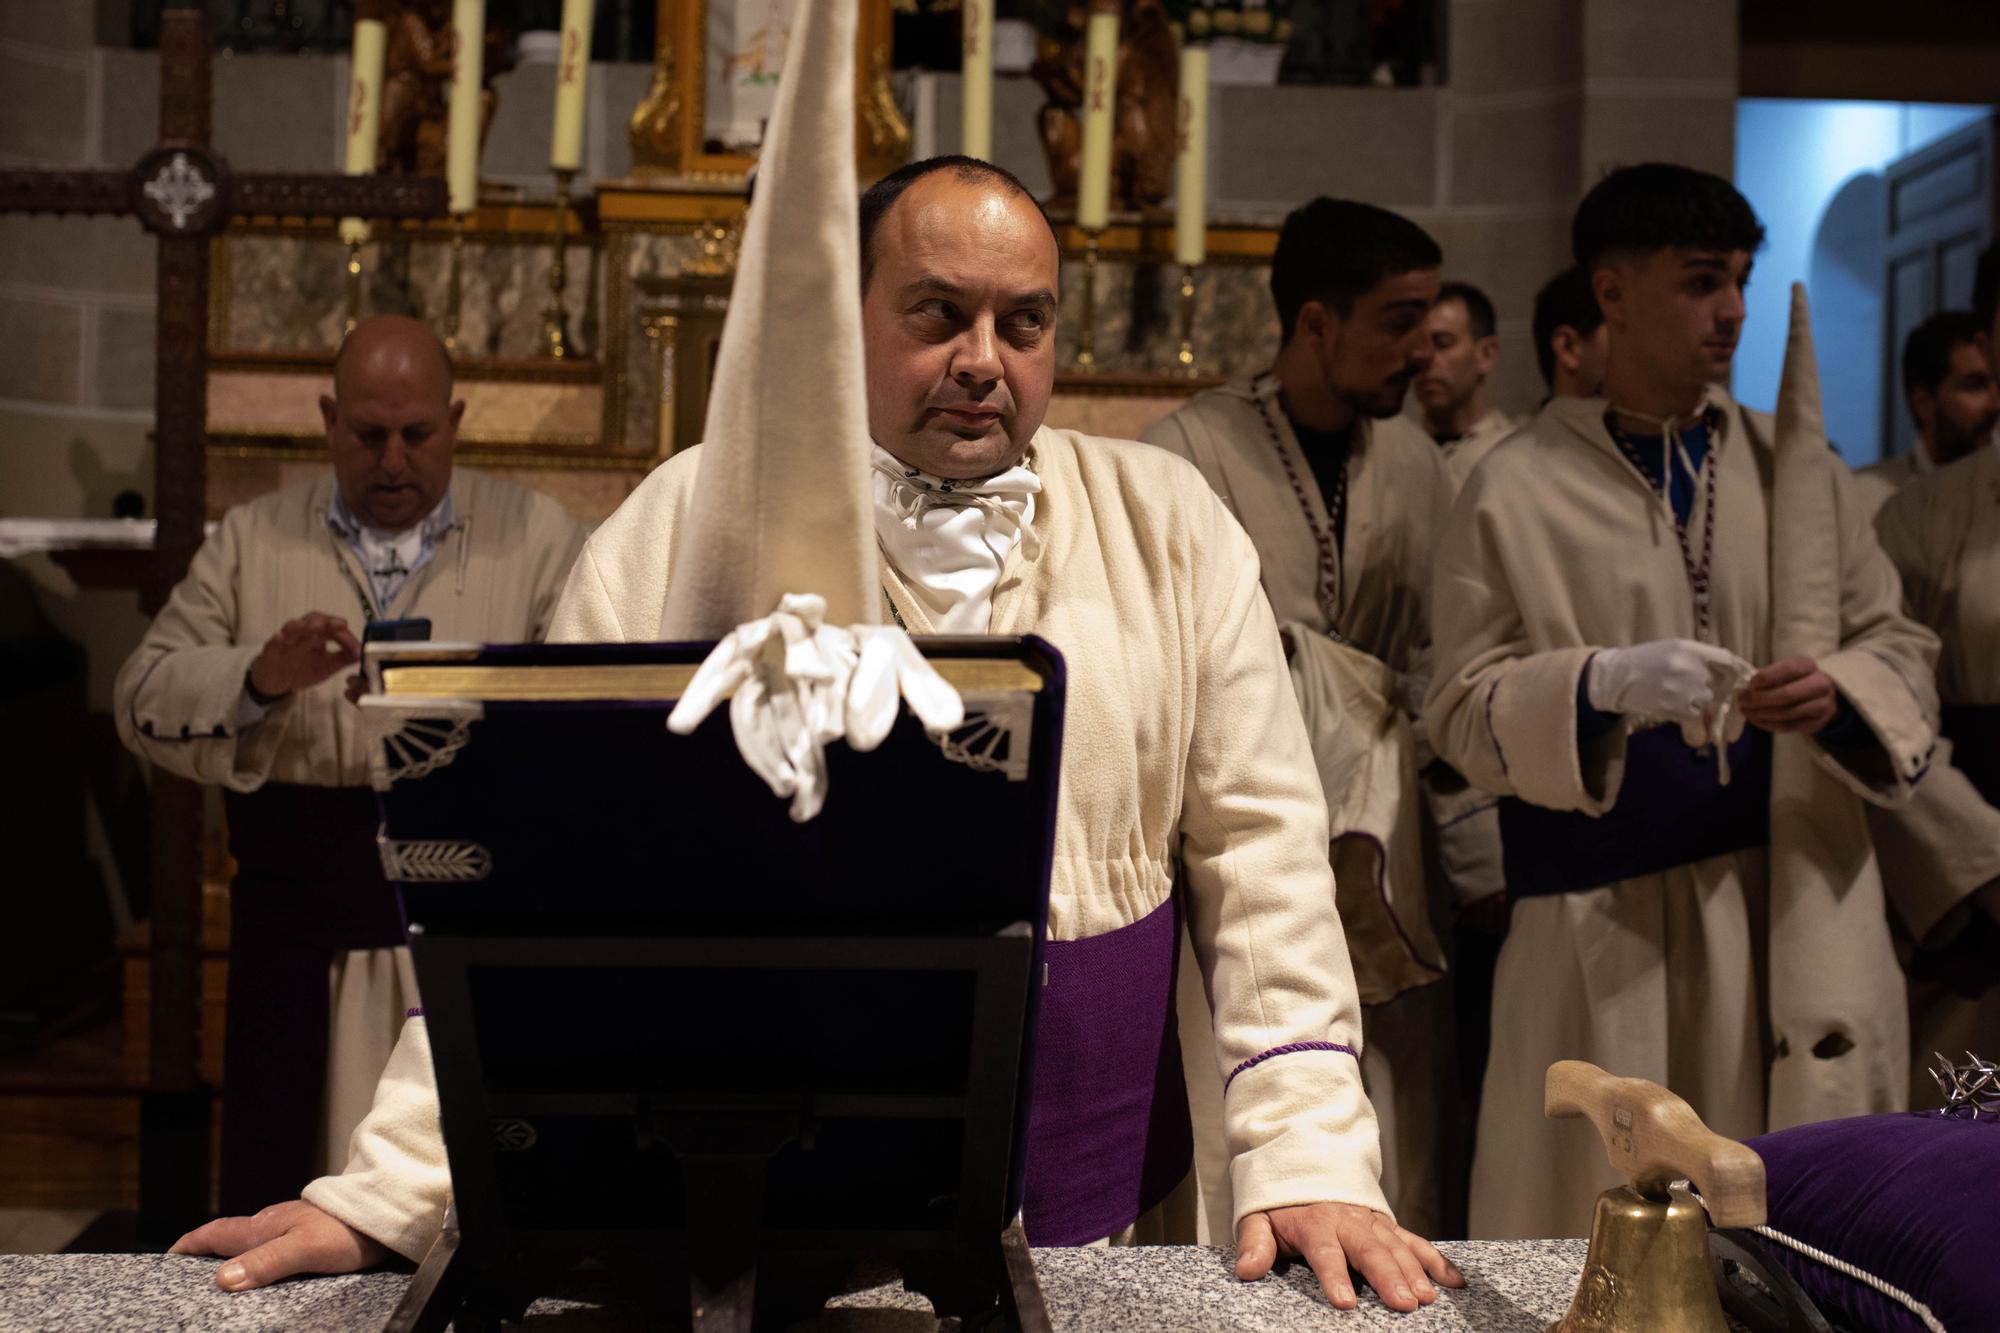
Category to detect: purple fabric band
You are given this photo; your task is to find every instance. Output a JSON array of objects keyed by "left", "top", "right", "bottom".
[
  {"left": 1500, "top": 723, "right": 1771, "bottom": 898},
  {"left": 1021, "top": 897, "right": 1193, "bottom": 1246},
  {"left": 405, "top": 1007, "right": 425, "bottom": 1019},
  {"left": 1224, "top": 1041, "right": 1359, "bottom": 1094}
]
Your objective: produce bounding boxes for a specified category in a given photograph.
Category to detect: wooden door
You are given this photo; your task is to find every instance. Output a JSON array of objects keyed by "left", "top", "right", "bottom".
[{"left": 1880, "top": 115, "right": 1997, "bottom": 461}]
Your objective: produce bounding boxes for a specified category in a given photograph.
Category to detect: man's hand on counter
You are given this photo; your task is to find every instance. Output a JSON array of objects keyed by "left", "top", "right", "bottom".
[
  {"left": 169, "top": 1200, "right": 386, "bottom": 1291},
  {"left": 1235, "top": 1203, "right": 1466, "bottom": 1313}
]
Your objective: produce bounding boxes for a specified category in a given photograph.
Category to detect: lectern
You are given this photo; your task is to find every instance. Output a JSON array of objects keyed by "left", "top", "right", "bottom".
[{"left": 356, "top": 637, "right": 1065, "bottom": 1333}]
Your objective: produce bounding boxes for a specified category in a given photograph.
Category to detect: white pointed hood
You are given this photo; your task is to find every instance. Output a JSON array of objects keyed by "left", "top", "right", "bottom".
[{"left": 658, "top": 0, "right": 877, "bottom": 638}]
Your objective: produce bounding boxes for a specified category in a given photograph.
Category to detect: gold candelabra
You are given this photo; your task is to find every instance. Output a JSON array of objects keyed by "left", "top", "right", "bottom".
[
  {"left": 1073, "top": 232, "right": 1101, "bottom": 373},
  {"left": 1175, "top": 264, "right": 1199, "bottom": 376},
  {"left": 541, "top": 169, "right": 575, "bottom": 360},
  {"left": 342, "top": 236, "right": 364, "bottom": 335},
  {"left": 442, "top": 215, "right": 467, "bottom": 354}
]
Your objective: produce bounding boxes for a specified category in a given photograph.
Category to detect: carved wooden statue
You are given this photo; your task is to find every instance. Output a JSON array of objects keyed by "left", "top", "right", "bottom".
[
  {"left": 1031, "top": 0, "right": 1179, "bottom": 214},
  {"left": 371, "top": 0, "right": 516, "bottom": 178}
]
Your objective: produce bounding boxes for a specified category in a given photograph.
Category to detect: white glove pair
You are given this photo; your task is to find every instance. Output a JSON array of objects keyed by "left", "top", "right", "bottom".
[
  {"left": 1585, "top": 638, "right": 1755, "bottom": 751},
  {"left": 666, "top": 593, "right": 966, "bottom": 822}
]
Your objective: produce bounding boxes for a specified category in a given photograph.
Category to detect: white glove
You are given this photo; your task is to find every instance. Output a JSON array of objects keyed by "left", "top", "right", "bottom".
[
  {"left": 1585, "top": 639, "right": 1754, "bottom": 736},
  {"left": 847, "top": 625, "right": 964, "bottom": 750},
  {"left": 667, "top": 594, "right": 966, "bottom": 822}
]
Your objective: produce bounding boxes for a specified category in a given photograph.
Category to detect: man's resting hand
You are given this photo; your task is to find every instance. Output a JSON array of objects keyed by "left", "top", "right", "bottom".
[
  {"left": 1235, "top": 1203, "right": 1465, "bottom": 1313},
  {"left": 170, "top": 1200, "right": 387, "bottom": 1292}
]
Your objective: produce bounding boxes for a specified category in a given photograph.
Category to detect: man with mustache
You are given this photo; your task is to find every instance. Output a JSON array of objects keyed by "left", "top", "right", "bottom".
[
  {"left": 1426, "top": 163, "right": 1944, "bottom": 1238},
  {"left": 1855, "top": 310, "right": 2000, "bottom": 514},
  {"left": 1872, "top": 260, "right": 2000, "bottom": 1109},
  {"left": 1143, "top": 200, "right": 1465, "bottom": 1238},
  {"left": 114, "top": 315, "right": 587, "bottom": 1216},
  {"left": 171, "top": 158, "right": 1463, "bottom": 1315}
]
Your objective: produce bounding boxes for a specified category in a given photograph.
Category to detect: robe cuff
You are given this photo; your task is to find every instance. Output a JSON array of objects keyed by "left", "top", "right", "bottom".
[
  {"left": 301, "top": 1017, "right": 451, "bottom": 1263},
  {"left": 1865, "top": 742, "right": 2000, "bottom": 942},
  {"left": 125, "top": 643, "right": 299, "bottom": 790},
  {"left": 1812, "top": 647, "right": 1935, "bottom": 808},
  {"left": 1223, "top": 1046, "right": 1393, "bottom": 1229},
  {"left": 1486, "top": 646, "right": 1622, "bottom": 814}
]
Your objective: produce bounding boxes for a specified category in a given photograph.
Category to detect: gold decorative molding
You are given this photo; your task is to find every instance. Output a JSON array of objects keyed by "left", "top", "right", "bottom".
[
  {"left": 627, "top": 35, "right": 683, "bottom": 177},
  {"left": 857, "top": 23, "right": 911, "bottom": 182}
]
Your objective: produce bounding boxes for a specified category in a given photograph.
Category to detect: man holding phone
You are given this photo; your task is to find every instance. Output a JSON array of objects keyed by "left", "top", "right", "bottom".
[{"left": 114, "top": 315, "right": 586, "bottom": 1214}]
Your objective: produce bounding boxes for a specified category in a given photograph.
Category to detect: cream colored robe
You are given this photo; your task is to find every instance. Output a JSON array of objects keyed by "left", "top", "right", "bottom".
[
  {"left": 1143, "top": 380, "right": 1459, "bottom": 1238},
  {"left": 114, "top": 468, "right": 586, "bottom": 1172},
  {"left": 305, "top": 426, "right": 1390, "bottom": 1260},
  {"left": 1427, "top": 387, "right": 1938, "bottom": 1239},
  {"left": 1440, "top": 408, "right": 1518, "bottom": 489},
  {"left": 1852, "top": 451, "right": 1922, "bottom": 519},
  {"left": 1875, "top": 446, "right": 2000, "bottom": 1101}
]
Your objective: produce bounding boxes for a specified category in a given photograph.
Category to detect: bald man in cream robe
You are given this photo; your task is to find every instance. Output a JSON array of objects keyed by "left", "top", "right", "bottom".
[
  {"left": 117, "top": 368, "right": 585, "bottom": 1213},
  {"left": 1429, "top": 378, "right": 1940, "bottom": 1239},
  {"left": 1875, "top": 449, "right": 2000, "bottom": 1103},
  {"left": 1145, "top": 378, "right": 1465, "bottom": 1238}
]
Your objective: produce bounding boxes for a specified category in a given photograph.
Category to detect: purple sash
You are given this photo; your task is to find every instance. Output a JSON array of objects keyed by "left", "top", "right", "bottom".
[
  {"left": 1499, "top": 724, "right": 1771, "bottom": 898},
  {"left": 1021, "top": 896, "right": 1193, "bottom": 1245}
]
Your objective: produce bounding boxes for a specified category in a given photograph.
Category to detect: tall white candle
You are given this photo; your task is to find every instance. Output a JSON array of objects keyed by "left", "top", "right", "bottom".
[
  {"left": 339, "top": 18, "right": 386, "bottom": 245},
  {"left": 1076, "top": 3, "right": 1119, "bottom": 232},
  {"left": 961, "top": 0, "right": 994, "bottom": 161},
  {"left": 1174, "top": 43, "right": 1208, "bottom": 267},
  {"left": 550, "top": 0, "right": 595, "bottom": 172},
  {"left": 447, "top": 0, "right": 485, "bottom": 214}
]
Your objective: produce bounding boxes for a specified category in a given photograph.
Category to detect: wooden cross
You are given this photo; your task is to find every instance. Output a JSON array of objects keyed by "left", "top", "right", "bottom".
[{"left": 0, "top": 3, "right": 445, "bottom": 1237}]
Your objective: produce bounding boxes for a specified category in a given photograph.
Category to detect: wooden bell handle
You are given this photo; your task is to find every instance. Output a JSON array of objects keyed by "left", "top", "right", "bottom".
[{"left": 1545, "top": 1060, "right": 1767, "bottom": 1228}]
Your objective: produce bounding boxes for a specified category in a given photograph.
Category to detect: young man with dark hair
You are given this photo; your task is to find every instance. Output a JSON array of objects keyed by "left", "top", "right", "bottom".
[
  {"left": 1143, "top": 199, "right": 1465, "bottom": 1238},
  {"left": 1427, "top": 162, "right": 1944, "bottom": 1238},
  {"left": 1415, "top": 280, "right": 1513, "bottom": 485},
  {"left": 1531, "top": 265, "right": 1609, "bottom": 402},
  {"left": 1872, "top": 261, "right": 2000, "bottom": 1111},
  {"left": 1855, "top": 311, "right": 2000, "bottom": 512}
]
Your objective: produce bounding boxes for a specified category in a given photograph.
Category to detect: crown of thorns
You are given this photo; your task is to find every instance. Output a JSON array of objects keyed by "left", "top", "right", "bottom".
[{"left": 1930, "top": 1052, "right": 2000, "bottom": 1121}]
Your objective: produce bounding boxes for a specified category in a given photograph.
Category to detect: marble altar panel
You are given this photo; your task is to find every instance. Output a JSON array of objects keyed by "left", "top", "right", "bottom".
[
  {"left": 207, "top": 369, "right": 602, "bottom": 449},
  {"left": 219, "top": 233, "right": 604, "bottom": 364}
]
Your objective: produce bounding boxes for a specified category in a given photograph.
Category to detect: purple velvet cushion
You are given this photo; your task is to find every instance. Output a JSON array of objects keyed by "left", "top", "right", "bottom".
[{"left": 1742, "top": 1112, "right": 1999, "bottom": 1333}]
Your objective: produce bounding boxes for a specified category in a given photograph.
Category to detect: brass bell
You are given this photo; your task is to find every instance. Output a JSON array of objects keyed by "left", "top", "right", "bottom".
[{"left": 1544, "top": 1061, "right": 1766, "bottom": 1333}]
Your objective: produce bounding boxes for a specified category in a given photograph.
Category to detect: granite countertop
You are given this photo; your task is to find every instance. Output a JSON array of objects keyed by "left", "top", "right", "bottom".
[{"left": 0, "top": 1240, "right": 1589, "bottom": 1331}]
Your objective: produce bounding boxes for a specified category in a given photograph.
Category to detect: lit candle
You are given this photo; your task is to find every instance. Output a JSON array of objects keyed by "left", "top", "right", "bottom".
[
  {"left": 961, "top": 0, "right": 994, "bottom": 161},
  {"left": 550, "top": 0, "right": 595, "bottom": 173},
  {"left": 1174, "top": 41, "right": 1208, "bottom": 267},
  {"left": 338, "top": 17, "right": 386, "bottom": 246},
  {"left": 447, "top": 0, "right": 485, "bottom": 214},
  {"left": 1076, "top": 1, "right": 1119, "bottom": 231}
]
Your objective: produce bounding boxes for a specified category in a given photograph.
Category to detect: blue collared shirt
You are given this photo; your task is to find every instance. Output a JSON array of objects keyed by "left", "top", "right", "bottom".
[{"left": 326, "top": 488, "right": 457, "bottom": 617}]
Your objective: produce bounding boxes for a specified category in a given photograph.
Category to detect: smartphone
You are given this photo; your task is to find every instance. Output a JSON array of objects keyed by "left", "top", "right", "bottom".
[{"left": 364, "top": 617, "right": 433, "bottom": 644}]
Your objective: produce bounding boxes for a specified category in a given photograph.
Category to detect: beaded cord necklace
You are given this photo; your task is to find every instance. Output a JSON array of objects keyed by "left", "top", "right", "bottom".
[
  {"left": 1251, "top": 374, "right": 1348, "bottom": 631},
  {"left": 1606, "top": 406, "right": 1722, "bottom": 645}
]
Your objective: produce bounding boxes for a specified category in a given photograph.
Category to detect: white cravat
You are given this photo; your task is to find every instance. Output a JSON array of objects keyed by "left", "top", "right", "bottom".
[{"left": 870, "top": 444, "right": 1040, "bottom": 633}]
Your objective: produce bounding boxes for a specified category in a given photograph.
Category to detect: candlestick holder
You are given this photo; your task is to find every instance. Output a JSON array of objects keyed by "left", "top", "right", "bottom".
[
  {"left": 541, "top": 168, "right": 575, "bottom": 360},
  {"left": 1174, "top": 263, "right": 1199, "bottom": 377},
  {"left": 1074, "top": 232, "right": 1102, "bottom": 373},
  {"left": 442, "top": 215, "right": 467, "bottom": 354},
  {"left": 342, "top": 236, "right": 364, "bottom": 335}
]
